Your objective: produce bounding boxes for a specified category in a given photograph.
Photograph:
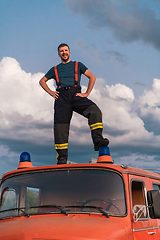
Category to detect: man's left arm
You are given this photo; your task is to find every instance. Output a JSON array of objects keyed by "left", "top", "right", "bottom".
[{"left": 76, "top": 69, "right": 96, "bottom": 97}]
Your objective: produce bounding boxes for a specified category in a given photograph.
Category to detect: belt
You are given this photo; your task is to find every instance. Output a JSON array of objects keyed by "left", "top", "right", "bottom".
[{"left": 57, "top": 86, "right": 81, "bottom": 91}]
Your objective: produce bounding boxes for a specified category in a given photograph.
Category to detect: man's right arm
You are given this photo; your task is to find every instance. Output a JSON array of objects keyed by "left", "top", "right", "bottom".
[{"left": 39, "top": 76, "right": 59, "bottom": 99}]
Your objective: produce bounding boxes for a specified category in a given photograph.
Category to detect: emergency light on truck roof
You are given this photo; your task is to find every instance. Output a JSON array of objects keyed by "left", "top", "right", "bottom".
[
  {"left": 17, "top": 152, "right": 33, "bottom": 169},
  {"left": 97, "top": 146, "right": 114, "bottom": 164},
  {"left": 17, "top": 147, "right": 113, "bottom": 169}
]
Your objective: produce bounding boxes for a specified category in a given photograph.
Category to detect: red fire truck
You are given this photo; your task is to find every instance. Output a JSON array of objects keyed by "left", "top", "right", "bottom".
[{"left": 0, "top": 147, "right": 160, "bottom": 239}]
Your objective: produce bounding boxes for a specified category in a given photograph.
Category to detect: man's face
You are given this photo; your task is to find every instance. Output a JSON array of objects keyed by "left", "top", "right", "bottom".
[{"left": 58, "top": 46, "right": 70, "bottom": 63}]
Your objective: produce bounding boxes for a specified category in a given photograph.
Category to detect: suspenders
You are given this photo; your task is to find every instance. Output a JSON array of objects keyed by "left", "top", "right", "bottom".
[
  {"left": 74, "top": 61, "right": 78, "bottom": 87},
  {"left": 54, "top": 66, "right": 61, "bottom": 89},
  {"left": 54, "top": 62, "right": 78, "bottom": 89}
]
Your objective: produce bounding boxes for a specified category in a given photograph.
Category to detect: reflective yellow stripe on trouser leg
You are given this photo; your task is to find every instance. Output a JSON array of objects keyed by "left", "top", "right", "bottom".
[
  {"left": 55, "top": 143, "right": 68, "bottom": 150},
  {"left": 89, "top": 122, "right": 104, "bottom": 145},
  {"left": 89, "top": 122, "right": 103, "bottom": 131}
]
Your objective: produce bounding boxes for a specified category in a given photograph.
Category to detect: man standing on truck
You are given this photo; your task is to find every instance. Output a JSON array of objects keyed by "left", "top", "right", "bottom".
[{"left": 39, "top": 43, "right": 109, "bottom": 164}]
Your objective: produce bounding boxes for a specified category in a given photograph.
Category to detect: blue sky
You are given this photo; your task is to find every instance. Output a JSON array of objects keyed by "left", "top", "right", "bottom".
[{"left": 0, "top": 0, "right": 160, "bottom": 175}]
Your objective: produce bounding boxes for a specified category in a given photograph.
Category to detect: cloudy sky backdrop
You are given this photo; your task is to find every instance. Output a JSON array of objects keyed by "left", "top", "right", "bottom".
[{"left": 0, "top": 0, "right": 160, "bottom": 176}]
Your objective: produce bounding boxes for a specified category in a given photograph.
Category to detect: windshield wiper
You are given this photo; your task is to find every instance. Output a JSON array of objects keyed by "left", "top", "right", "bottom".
[
  {"left": 0, "top": 207, "right": 30, "bottom": 218},
  {"left": 30, "top": 205, "right": 68, "bottom": 216},
  {"left": 65, "top": 205, "right": 109, "bottom": 218}
]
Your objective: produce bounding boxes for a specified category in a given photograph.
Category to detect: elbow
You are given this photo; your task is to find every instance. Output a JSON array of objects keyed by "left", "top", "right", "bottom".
[
  {"left": 39, "top": 77, "right": 45, "bottom": 86},
  {"left": 39, "top": 79, "right": 42, "bottom": 86}
]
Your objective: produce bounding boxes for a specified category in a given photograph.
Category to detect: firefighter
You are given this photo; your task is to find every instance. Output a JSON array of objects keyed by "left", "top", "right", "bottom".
[{"left": 39, "top": 43, "right": 109, "bottom": 164}]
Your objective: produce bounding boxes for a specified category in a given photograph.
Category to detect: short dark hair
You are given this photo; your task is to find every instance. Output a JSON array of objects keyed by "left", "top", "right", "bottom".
[{"left": 58, "top": 43, "right": 70, "bottom": 52}]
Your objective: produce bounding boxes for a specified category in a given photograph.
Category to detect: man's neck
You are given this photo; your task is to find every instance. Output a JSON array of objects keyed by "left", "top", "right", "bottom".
[{"left": 61, "top": 59, "right": 71, "bottom": 64}]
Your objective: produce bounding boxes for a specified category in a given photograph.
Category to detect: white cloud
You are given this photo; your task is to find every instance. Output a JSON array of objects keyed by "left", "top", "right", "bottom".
[
  {"left": 115, "top": 154, "right": 160, "bottom": 170},
  {"left": 0, "top": 57, "right": 55, "bottom": 150},
  {"left": 0, "top": 57, "right": 54, "bottom": 122},
  {"left": 106, "top": 83, "right": 134, "bottom": 102},
  {"left": 88, "top": 81, "right": 156, "bottom": 147},
  {"left": 139, "top": 78, "right": 160, "bottom": 121}
]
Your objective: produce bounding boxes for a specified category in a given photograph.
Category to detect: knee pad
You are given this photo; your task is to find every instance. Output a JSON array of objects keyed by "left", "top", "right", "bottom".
[
  {"left": 54, "top": 124, "right": 70, "bottom": 144},
  {"left": 83, "top": 104, "right": 102, "bottom": 124}
]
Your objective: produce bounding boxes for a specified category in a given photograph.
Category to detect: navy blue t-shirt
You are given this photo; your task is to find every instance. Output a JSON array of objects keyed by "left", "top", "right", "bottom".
[{"left": 45, "top": 61, "right": 88, "bottom": 88}]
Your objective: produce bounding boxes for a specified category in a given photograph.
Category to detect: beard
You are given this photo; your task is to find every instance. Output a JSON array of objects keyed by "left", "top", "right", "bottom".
[{"left": 61, "top": 54, "right": 70, "bottom": 62}]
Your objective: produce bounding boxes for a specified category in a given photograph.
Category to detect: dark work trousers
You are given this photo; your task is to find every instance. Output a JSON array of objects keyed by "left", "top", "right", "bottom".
[{"left": 54, "top": 86, "right": 103, "bottom": 162}]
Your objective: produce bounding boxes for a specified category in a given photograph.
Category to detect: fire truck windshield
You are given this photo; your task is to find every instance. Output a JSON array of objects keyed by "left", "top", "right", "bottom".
[{"left": 0, "top": 168, "right": 126, "bottom": 219}]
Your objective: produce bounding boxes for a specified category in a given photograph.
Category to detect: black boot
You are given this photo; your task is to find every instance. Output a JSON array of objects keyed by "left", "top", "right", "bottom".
[
  {"left": 94, "top": 138, "right": 109, "bottom": 151},
  {"left": 57, "top": 158, "right": 67, "bottom": 165}
]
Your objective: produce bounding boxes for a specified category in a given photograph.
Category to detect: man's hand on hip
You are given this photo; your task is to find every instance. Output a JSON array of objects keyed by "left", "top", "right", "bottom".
[
  {"left": 76, "top": 92, "right": 89, "bottom": 98},
  {"left": 51, "top": 91, "right": 59, "bottom": 99}
]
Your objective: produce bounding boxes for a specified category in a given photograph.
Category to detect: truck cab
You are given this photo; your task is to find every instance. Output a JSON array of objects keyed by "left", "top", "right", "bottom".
[{"left": 0, "top": 147, "right": 160, "bottom": 239}]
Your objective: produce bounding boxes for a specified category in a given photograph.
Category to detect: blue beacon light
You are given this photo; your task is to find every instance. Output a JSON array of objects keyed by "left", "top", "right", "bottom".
[
  {"left": 20, "top": 152, "right": 31, "bottom": 162},
  {"left": 97, "top": 146, "right": 114, "bottom": 164},
  {"left": 99, "top": 146, "right": 110, "bottom": 156},
  {"left": 18, "top": 152, "right": 33, "bottom": 169}
]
